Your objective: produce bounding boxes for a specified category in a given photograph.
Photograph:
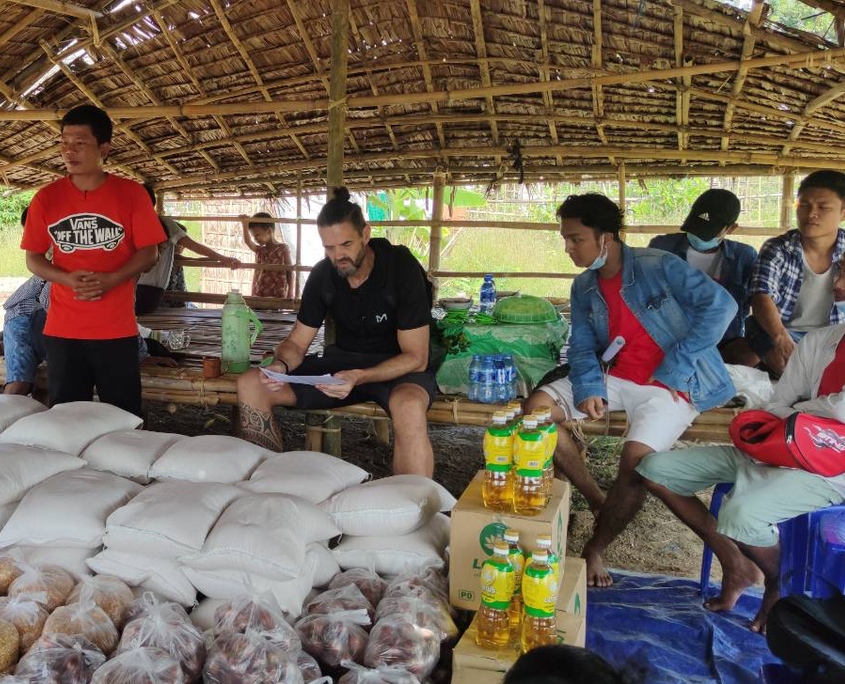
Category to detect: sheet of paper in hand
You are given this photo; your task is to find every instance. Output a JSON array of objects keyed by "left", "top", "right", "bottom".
[{"left": 260, "top": 367, "right": 345, "bottom": 386}]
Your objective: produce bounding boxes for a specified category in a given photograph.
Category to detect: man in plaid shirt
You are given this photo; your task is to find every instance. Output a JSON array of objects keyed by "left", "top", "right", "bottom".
[
  {"left": 747, "top": 170, "right": 845, "bottom": 376},
  {"left": 2, "top": 274, "right": 51, "bottom": 396}
]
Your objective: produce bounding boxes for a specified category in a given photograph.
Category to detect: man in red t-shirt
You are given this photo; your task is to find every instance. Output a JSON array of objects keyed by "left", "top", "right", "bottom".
[{"left": 21, "top": 105, "right": 164, "bottom": 416}]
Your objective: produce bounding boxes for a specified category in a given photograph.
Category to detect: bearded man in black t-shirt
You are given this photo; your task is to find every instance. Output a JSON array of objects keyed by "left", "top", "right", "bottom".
[{"left": 236, "top": 187, "right": 437, "bottom": 477}]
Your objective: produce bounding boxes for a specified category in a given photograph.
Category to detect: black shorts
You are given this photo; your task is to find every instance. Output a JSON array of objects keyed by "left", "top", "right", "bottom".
[
  {"left": 43, "top": 335, "right": 142, "bottom": 417},
  {"left": 290, "top": 346, "right": 437, "bottom": 413}
]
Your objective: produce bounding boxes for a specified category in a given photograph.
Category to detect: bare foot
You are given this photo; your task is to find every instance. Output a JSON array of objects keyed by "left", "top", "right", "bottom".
[
  {"left": 583, "top": 549, "right": 613, "bottom": 588},
  {"left": 704, "top": 558, "right": 763, "bottom": 612},
  {"left": 750, "top": 581, "right": 780, "bottom": 634}
]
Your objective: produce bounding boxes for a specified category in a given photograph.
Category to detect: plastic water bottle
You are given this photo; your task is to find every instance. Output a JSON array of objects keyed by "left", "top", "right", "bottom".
[
  {"left": 513, "top": 416, "right": 546, "bottom": 515},
  {"left": 520, "top": 549, "right": 558, "bottom": 653},
  {"left": 482, "top": 412, "right": 513, "bottom": 511},
  {"left": 479, "top": 274, "right": 497, "bottom": 314},
  {"left": 479, "top": 355, "right": 496, "bottom": 404},
  {"left": 221, "top": 289, "right": 264, "bottom": 374},
  {"left": 503, "top": 529, "right": 525, "bottom": 637},
  {"left": 476, "top": 541, "right": 515, "bottom": 649},
  {"left": 503, "top": 353, "right": 517, "bottom": 400},
  {"left": 494, "top": 355, "right": 509, "bottom": 402},
  {"left": 468, "top": 354, "right": 483, "bottom": 401}
]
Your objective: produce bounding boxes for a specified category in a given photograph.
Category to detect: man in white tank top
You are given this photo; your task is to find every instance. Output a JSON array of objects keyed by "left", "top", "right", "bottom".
[{"left": 747, "top": 170, "right": 845, "bottom": 376}]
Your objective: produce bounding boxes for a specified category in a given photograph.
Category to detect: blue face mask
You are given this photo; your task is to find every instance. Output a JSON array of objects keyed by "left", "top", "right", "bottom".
[
  {"left": 587, "top": 239, "right": 608, "bottom": 271},
  {"left": 687, "top": 233, "right": 722, "bottom": 252},
  {"left": 835, "top": 300, "right": 845, "bottom": 317}
]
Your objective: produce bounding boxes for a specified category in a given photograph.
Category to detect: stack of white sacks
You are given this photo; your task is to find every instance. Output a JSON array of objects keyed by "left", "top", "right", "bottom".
[{"left": 0, "top": 396, "right": 454, "bottom": 620}]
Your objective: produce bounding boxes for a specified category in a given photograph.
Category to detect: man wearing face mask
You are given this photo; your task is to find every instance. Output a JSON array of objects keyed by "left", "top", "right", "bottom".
[
  {"left": 650, "top": 189, "right": 758, "bottom": 366},
  {"left": 523, "top": 193, "right": 737, "bottom": 588}
]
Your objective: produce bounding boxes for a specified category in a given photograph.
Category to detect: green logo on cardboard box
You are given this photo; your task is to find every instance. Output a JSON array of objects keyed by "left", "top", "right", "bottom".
[{"left": 479, "top": 521, "right": 508, "bottom": 556}]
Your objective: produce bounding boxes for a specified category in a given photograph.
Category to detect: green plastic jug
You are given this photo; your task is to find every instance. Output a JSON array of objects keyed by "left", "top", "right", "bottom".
[{"left": 221, "top": 289, "right": 263, "bottom": 374}]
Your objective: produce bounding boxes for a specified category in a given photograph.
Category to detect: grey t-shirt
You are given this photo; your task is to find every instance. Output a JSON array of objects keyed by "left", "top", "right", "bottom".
[{"left": 137, "top": 217, "right": 187, "bottom": 289}]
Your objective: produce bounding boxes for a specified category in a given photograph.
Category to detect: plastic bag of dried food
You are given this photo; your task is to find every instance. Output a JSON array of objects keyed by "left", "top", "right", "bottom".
[
  {"left": 0, "top": 549, "right": 27, "bottom": 593},
  {"left": 373, "top": 594, "right": 457, "bottom": 642},
  {"left": 296, "top": 649, "right": 323, "bottom": 683},
  {"left": 304, "top": 584, "right": 374, "bottom": 621},
  {"left": 295, "top": 609, "right": 370, "bottom": 669},
  {"left": 0, "top": 595, "right": 49, "bottom": 651},
  {"left": 328, "top": 569, "right": 387, "bottom": 609},
  {"left": 203, "top": 630, "right": 304, "bottom": 684},
  {"left": 363, "top": 618, "right": 440, "bottom": 681},
  {"left": 211, "top": 594, "right": 299, "bottom": 650},
  {"left": 42, "top": 597, "right": 119, "bottom": 656},
  {"left": 0, "top": 618, "right": 20, "bottom": 673},
  {"left": 382, "top": 562, "right": 449, "bottom": 605},
  {"left": 90, "top": 646, "right": 183, "bottom": 684},
  {"left": 124, "top": 592, "right": 191, "bottom": 628},
  {"left": 15, "top": 634, "right": 106, "bottom": 684},
  {"left": 337, "top": 662, "right": 420, "bottom": 684},
  {"left": 8, "top": 563, "right": 74, "bottom": 611},
  {"left": 118, "top": 609, "right": 206, "bottom": 684},
  {"left": 67, "top": 575, "right": 134, "bottom": 629}
]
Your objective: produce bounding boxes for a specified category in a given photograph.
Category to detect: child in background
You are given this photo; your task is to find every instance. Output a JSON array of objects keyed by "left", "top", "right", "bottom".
[{"left": 242, "top": 212, "right": 293, "bottom": 300}]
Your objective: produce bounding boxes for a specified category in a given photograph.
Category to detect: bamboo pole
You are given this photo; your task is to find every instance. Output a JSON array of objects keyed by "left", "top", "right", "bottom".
[
  {"left": 781, "top": 173, "right": 795, "bottom": 231},
  {"left": 326, "top": 0, "right": 349, "bottom": 190},
  {"left": 295, "top": 174, "right": 303, "bottom": 298},
  {"left": 9, "top": 44, "right": 845, "bottom": 123},
  {"left": 430, "top": 171, "right": 445, "bottom": 299},
  {"left": 8, "top": 0, "right": 100, "bottom": 19}
]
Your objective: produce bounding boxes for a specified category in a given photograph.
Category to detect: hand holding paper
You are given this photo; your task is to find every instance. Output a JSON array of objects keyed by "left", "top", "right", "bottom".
[{"left": 260, "top": 367, "right": 345, "bottom": 386}]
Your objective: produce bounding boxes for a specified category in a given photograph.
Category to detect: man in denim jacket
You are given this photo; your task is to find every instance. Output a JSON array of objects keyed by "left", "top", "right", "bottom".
[
  {"left": 524, "top": 193, "right": 736, "bottom": 587},
  {"left": 650, "top": 189, "right": 758, "bottom": 366}
]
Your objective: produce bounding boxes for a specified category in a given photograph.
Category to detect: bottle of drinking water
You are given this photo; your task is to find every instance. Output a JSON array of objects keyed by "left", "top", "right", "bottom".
[
  {"left": 480, "top": 355, "right": 497, "bottom": 404},
  {"left": 495, "top": 355, "right": 509, "bottom": 402},
  {"left": 503, "top": 353, "right": 518, "bottom": 400},
  {"left": 468, "top": 354, "right": 483, "bottom": 401},
  {"left": 480, "top": 274, "right": 497, "bottom": 314}
]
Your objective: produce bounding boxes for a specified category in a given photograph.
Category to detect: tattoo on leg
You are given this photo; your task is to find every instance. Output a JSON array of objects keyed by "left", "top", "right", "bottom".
[{"left": 238, "top": 403, "right": 284, "bottom": 451}]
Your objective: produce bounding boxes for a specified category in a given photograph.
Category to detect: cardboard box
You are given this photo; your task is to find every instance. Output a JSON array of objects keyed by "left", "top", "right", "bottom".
[
  {"left": 451, "top": 591, "right": 586, "bottom": 684},
  {"left": 449, "top": 471, "right": 571, "bottom": 611},
  {"left": 558, "top": 556, "right": 587, "bottom": 617}
]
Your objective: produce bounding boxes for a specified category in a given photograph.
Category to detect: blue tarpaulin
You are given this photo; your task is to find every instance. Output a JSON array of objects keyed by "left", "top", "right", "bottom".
[{"left": 585, "top": 571, "right": 780, "bottom": 683}]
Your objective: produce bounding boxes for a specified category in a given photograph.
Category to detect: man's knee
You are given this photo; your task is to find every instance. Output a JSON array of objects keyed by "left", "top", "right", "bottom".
[
  {"left": 523, "top": 390, "right": 553, "bottom": 413},
  {"left": 717, "top": 497, "right": 778, "bottom": 547},
  {"left": 236, "top": 368, "right": 265, "bottom": 402},
  {"left": 388, "top": 383, "right": 429, "bottom": 415}
]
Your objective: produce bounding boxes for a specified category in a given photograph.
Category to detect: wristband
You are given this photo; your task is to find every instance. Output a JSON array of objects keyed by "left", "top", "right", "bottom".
[{"left": 275, "top": 358, "right": 290, "bottom": 374}]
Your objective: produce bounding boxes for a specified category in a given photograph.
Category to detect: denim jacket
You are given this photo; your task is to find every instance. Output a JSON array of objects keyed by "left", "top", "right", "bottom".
[
  {"left": 568, "top": 244, "right": 737, "bottom": 412},
  {"left": 648, "top": 233, "right": 756, "bottom": 340}
]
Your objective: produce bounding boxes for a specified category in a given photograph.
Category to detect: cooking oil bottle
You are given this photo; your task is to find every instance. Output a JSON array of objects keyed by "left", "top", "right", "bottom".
[
  {"left": 482, "top": 411, "right": 513, "bottom": 511},
  {"left": 512, "top": 416, "right": 546, "bottom": 515},
  {"left": 521, "top": 549, "right": 558, "bottom": 653},
  {"left": 503, "top": 529, "right": 525, "bottom": 637},
  {"left": 534, "top": 408, "right": 558, "bottom": 504},
  {"left": 536, "top": 533, "right": 560, "bottom": 587},
  {"left": 476, "top": 541, "right": 516, "bottom": 648}
]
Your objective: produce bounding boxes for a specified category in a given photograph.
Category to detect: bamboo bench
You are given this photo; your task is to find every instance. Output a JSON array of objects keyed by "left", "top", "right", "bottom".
[{"left": 0, "top": 360, "right": 737, "bottom": 453}]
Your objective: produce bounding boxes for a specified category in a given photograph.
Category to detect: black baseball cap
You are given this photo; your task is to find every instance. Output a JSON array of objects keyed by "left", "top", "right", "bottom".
[{"left": 681, "top": 189, "right": 741, "bottom": 240}]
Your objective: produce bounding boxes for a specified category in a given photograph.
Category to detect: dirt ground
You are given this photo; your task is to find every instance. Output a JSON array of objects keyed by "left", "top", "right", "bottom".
[{"left": 145, "top": 403, "right": 718, "bottom": 582}]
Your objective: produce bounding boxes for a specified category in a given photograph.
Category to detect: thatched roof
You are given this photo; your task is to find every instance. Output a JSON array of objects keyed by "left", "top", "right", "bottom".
[{"left": 4, "top": 0, "right": 845, "bottom": 198}]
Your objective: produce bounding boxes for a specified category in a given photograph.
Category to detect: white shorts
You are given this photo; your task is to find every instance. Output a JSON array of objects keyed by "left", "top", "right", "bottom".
[{"left": 538, "top": 375, "right": 699, "bottom": 452}]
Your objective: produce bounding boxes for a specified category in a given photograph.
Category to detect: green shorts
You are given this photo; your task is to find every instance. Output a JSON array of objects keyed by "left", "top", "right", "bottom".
[{"left": 637, "top": 445, "right": 844, "bottom": 547}]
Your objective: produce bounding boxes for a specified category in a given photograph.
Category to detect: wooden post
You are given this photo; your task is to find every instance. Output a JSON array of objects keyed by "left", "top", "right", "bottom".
[
  {"left": 617, "top": 162, "right": 626, "bottom": 212},
  {"left": 295, "top": 173, "right": 302, "bottom": 298},
  {"left": 326, "top": 0, "right": 349, "bottom": 189},
  {"left": 319, "top": 0, "right": 349, "bottom": 459},
  {"left": 429, "top": 171, "right": 445, "bottom": 300},
  {"left": 780, "top": 172, "right": 795, "bottom": 231}
]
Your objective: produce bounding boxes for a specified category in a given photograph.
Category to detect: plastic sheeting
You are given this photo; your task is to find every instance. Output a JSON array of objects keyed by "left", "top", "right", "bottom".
[{"left": 586, "top": 570, "right": 779, "bottom": 683}]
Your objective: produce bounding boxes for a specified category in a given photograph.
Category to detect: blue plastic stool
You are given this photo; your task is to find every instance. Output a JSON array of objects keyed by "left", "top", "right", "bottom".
[
  {"left": 699, "top": 483, "right": 845, "bottom": 597},
  {"left": 808, "top": 510, "right": 845, "bottom": 598}
]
